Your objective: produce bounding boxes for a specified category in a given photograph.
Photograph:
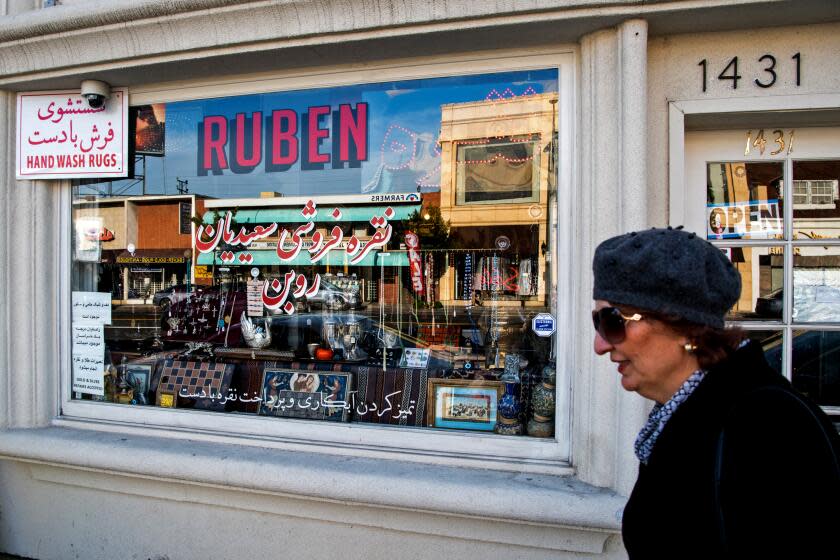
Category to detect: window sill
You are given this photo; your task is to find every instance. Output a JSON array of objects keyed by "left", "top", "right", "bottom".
[
  {"left": 59, "top": 400, "right": 571, "bottom": 475},
  {"left": 0, "top": 425, "right": 624, "bottom": 554}
]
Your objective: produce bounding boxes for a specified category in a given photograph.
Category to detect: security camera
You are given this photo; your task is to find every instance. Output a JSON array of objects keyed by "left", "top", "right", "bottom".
[{"left": 80, "top": 80, "right": 111, "bottom": 109}]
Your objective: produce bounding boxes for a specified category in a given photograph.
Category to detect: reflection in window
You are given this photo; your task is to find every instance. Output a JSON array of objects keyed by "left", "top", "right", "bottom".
[
  {"left": 70, "top": 69, "right": 562, "bottom": 441},
  {"left": 793, "top": 246, "right": 840, "bottom": 323},
  {"left": 456, "top": 136, "right": 540, "bottom": 204},
  {"left": 793, "top": 160, "right": 840, "bottom": 240},
  {"left": 703, "top": 141, "right": 840, "bottom": 418},
  {"left": 747, "top": 330, "right": 784, "bottom": 376},
  {"left": 794, "top": 179, "right": 837, "bottom": 207},
  {"left": 722, "top": 246, "right": 784, "bottom": 321},
  {"left": 706, "top": 162, "right": 783, "bottom": 240},
  {"left": 791, "top": 330, "right": 840, "bottom": 407}
]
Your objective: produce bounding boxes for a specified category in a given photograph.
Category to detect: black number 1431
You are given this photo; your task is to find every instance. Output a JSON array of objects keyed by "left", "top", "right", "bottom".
[{"left": 698, "top": 54, "right": 801, "bottom": 92}]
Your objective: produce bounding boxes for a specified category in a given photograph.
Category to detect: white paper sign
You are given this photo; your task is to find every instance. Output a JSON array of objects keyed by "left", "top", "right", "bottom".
[
  {"left": 16, "top": 89, "right": 129, "bottom": 179},
  {"left": 72, "top": 353, "right": 105, "bottom": 396},
  {"left": 247, "top": 279, "right": 264, "bottom": 317},
  {"left": 72, "top": 291, "right": 112, "bottom": 324},
  {"left": 74, "top": 216, "right": 103, "bottom": 263},
  {"left": 72, "top": 324, "right": 105, "bottom": 354}
]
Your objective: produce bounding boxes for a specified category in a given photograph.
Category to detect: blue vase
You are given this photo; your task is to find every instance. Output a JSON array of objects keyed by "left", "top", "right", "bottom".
[
  {"left": 495, "top": 417, "right": 523, "bottom": 436},
  {"left": 498, "top": 381, "right": 521, "bottom": 420}
]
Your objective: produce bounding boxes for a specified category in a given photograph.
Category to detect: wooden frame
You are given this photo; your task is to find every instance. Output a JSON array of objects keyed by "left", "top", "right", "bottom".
[
  {"left": 426, "top": 378, "right": 503, "bottom": 431},
  {"left": 124, "top": 363, "right": 152, "bottom": 405},
  {"left": 259, "top": 368, "right": 352, "bottom": 422},
  {"left": 60, "top": 49, "right": 575, "bottom": 471}
]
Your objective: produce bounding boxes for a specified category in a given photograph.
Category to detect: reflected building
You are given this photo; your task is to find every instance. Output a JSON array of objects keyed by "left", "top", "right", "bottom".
[{"left": 436, "top": 92, "right": 558, "bottom": 308}]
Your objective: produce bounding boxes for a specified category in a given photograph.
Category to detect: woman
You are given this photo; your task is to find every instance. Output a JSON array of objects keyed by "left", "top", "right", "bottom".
[{"left": 592, "top": 227, "right": 840, "bottom": 557}]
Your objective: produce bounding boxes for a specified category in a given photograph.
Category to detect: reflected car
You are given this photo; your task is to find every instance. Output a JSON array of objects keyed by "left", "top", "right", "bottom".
[
  {"left": 755, "top": 288, "right": 783, "bottom": 318},
  {"left": 152, "top": 284, "right": 213, "bottom": 309},
  {"left": 303, "top": 279, "right": 362, "bottom": 310},
  {"left": 763, "top": 330, "right": 840, "bottom": 407}
]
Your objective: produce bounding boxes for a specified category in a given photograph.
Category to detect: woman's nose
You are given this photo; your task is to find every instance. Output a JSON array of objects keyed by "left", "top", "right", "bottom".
[{"left": 593, "top": 331, "right": 613, "bottom": 355}]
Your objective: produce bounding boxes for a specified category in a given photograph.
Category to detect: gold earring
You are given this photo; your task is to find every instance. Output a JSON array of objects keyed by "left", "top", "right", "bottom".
[{"left": 683, "top": 343, "right": 697, "bottom": 353}]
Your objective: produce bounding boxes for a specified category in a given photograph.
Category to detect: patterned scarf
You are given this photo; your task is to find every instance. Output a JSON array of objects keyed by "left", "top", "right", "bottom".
[{"left": 634, "top": 370, "right": 706, "bottom": 465}]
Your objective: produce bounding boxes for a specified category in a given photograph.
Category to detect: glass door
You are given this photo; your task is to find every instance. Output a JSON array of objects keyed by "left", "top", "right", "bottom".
[{"left": 685, "top": 126, "right": 840, "bottom": 417}]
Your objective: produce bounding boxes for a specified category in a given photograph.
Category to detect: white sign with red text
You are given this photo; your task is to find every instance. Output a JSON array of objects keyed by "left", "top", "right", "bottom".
[{"left": 16, "top": 89, "right": 129, "bottom": 179}]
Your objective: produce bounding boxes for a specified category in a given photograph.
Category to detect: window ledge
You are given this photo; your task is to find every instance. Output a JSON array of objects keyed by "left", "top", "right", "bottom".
[{"left": 0, "top": 426, "right": 623, "bottom": 553}]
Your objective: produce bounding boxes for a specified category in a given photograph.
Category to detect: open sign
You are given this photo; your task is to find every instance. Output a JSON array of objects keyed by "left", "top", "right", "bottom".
[{"left": 707, "top": 199, "right": 782, "bottom": 240}]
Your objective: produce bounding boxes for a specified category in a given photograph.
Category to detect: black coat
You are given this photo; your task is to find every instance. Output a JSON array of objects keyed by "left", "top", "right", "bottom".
[{"left": 622, "top": 341, "right": 840, "bottom": 558}]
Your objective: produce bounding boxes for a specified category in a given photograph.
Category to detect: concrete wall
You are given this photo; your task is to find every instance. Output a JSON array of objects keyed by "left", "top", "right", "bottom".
[
  {"left": 647, "top": 20, "right": 840, "bottom": 229},
  {"left": 0, "top": 460, "right": 629, "bottom": 560}
]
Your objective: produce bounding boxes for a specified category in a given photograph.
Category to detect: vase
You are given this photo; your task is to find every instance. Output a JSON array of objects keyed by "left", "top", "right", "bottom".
[
  {"left": 541, "top": 364, "right": 556, "bottom": 386},
  {"left": 501, "top": 353, "right": 521, "bottom": 381},
  {"left": 495, "top": 416, "right": 523, "bottom": 436},
  {"left": 498, "top": 381, "right": 521, "bottom": 420},
  {"left": 531, "top": 381, "right": 556, "bottom": 418},
  {"left": 527, "top": 414, "right": 555, "bottom": 438}
]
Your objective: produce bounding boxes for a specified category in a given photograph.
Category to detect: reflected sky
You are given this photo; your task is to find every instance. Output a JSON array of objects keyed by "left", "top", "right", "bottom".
[{"left": 78, "top": 69, "right": 558, "bottom": 200}]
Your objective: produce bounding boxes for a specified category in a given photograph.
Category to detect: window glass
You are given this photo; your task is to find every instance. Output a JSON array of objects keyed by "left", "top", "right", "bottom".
[
  {"left": 791, "top": 330, "right": 840, "bottom": 407},
  {"left": 792, "top": 160, "right": 840, "bottom": 240},
  {"left": 71, "top": 69, "right": 560, "bottom": 440},
  {"left": 690, "top": 129, "right": 840, "bottom": 419},
  {"left": 746, "top": 330, "right": 784, "bottom": 375},
  {"left": 720, "top": 245, "right": 784, "bottom": 321},
  {"left": 706, "top": 161, "right": 783, "bottom": 240},
  {"left": 793, "top": 246, "right": 840, "bottom": 323}
]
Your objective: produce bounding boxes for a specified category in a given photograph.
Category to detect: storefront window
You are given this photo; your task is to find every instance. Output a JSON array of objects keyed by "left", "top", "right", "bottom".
[{"left": 70, "top": 69, "right": 561, "bottom": 440}]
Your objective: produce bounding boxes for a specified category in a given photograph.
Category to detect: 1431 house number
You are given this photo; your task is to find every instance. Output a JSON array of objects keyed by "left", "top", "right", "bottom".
[
  {"left": 699, "top": 54, "right": 801, "bottom": 92},
  {"left": 743, "top": 129, "right": 795, "bottom": 156}
]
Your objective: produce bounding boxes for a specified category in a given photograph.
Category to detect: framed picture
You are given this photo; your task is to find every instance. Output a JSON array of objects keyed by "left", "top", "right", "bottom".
[
  {"left": 399, "top": 347, "right": 430, "bottom": 369},
  {"left": 259, "top": 368, "right": 352, "bottom": 422},
  {"left": 124, "top": 363, "right": 151, "bottom": 405},
  {"left": 426, "top": 378, "right": 504, "bottom": 431}
]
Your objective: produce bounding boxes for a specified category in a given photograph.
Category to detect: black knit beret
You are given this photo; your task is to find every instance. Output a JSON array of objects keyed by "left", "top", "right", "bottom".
[{"left": 592, "top": 227, "right": 741, "bottom": 328}]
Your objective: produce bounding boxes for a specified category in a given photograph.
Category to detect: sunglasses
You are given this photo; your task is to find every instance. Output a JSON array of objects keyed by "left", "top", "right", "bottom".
[{"left": 592, "top": 307, "right": 643, "bottom": 344}]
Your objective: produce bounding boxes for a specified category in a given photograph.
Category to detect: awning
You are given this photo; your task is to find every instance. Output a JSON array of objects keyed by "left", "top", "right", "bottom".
[
  {"left": 115, "top": 249, "right": 188, "bottom": 264},
  {"left": 197, "top": 250, "right": 408, "bottom": 267},
  {"left": 201, "top": 205, "right": 420, "bottom": 224}
]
